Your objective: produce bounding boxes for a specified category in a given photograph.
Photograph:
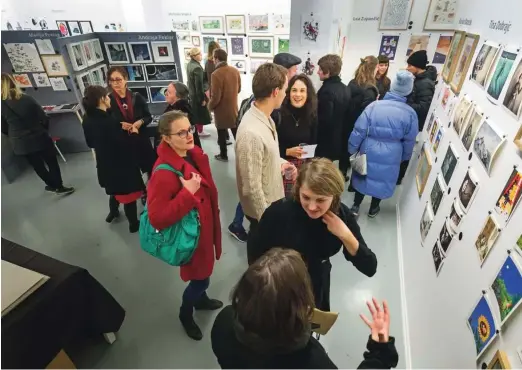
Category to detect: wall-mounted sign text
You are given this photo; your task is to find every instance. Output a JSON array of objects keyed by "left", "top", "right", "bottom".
[
  {"left": 489, "top": 20, "right": 512, "bottom": 34},
  {"left": 138, "top": 35, "right": 175, "bottom": 41},
  {"left": 29, "top": 32, "right": 61, "bottom": 38},
  {"left": 352, "top": 16, "right": 379, "bottom": 22},
  {"left": 458, "top": 18, "right": 472, "bottom": 26}
]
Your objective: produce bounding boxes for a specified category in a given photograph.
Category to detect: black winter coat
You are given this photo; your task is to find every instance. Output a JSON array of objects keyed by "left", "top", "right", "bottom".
[
  {"left": 82, "top": 109, "right": 144, "bottom": 195},
  {"left": 406, "top": 65, "right": 438, "bottom": 130},
  {"left": 346, "top": 79, "right": 379, "bottom": 134},
  {"left": 1, "top": 94, "right": 52, "bottom": 155},
  {"left": 164, "top": 99, "right": 202, "bottom": 148},
  {"left": 211, "top": 305, "right": 399, "bottom": 369},
  {"left": 316, "top": 76, "right": 351, "bottom": 161},
  {"left": 248, "top": 199, "right": 377, "bottom": 311}
]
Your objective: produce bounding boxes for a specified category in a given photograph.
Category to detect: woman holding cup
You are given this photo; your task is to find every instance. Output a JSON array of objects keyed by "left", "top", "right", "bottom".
[{"left": 277, "top": 74, "right": 318, "bottom": 197}]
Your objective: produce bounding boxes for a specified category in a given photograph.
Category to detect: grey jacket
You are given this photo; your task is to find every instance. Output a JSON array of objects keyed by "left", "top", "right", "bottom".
[{"left": 1, "top": 94, "right": 52, "bottom": 155}]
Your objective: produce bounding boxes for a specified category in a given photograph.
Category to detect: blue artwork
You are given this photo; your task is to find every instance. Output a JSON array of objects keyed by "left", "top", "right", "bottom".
[
  {"left": 468, "top": 296, "right": 497, "bottom": 357},
  {"left": 491, "top": 255, "right": 522, "bottom": 324},
  {"left": 378, "top": 35, "right": 399, "bottom": 61}
]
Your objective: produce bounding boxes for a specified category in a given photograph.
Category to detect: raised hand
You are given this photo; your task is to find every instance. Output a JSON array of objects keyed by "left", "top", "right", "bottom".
[{"left": 360, "top": 298, "right": 390, "bottom": 343}]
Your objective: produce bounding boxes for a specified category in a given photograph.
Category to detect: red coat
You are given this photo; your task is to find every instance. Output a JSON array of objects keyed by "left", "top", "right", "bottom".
[{"left": 147, "top": 142, "right": 222, "bottom": 281}]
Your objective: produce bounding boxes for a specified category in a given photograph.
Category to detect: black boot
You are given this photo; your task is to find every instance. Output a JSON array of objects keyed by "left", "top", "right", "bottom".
[
  {"left": 179, "top": 307, "right": 203, "bottom": 340},
  {"left": 106, "top": 211, "right": 120, "bottom": 223},
  {"left": 194, "top": 294, "right": 223, "bottom": 311}
]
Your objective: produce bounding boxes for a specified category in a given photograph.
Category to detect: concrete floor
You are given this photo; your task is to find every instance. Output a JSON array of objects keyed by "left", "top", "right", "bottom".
[{"left": 1, "top": 126, "right": 405, "bottom": 368}]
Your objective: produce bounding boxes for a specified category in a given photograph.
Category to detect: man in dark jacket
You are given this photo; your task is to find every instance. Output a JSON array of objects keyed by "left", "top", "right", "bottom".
[
  {"left": 164, "top": 81, "right": 201, "bottom": 148},
  {"left": 316, "top": 54, "right": 351, "bottom": 162},
  {"left": 406, "top": 50, "right": 438, "bottom": 131}
]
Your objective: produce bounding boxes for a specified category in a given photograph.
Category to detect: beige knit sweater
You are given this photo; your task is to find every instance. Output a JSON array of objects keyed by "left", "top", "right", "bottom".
[{"left": 235, "top": 104, "right": 286, "bottom": 220}]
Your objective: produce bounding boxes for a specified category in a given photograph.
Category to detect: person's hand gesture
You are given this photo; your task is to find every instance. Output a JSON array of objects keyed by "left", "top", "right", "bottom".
[
  {"left": 360, "top": 298, "right": 390, "bottom": 343},
  {"left": 286, "top": 146, "right": 305, "bottom": 159},
  {"left": 322, "top": 210, "right": 350, "bottom": 239},
  {"left": 281, "top": 162, "right": 297, "bottom": 181},
  {"left": 180, "top": 173, "right": 201, "bottom": 195},
  {"left": 121, "top": 122, "right": 133, "bottom": 131}
]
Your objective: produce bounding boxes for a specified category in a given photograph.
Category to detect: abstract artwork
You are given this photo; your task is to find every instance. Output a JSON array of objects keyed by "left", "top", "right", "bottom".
[
  {"left": 475, "top": 215, "right": 501, "bottom": 265},
  {"left": 494, "top": 169, "right": 522, "bottom": 224},
  {"left": 248, "top": 14, "right": 269, "bottom": 32},
  {"left": 149, "top": 86, "right": 168, "bottom": 103},
  {"left": 191, "top": 36, "right": 200, "bottom": 47},
  {"left": 432, "top": 242, "right": 444, "bottom": 275},
  {"left": 67, "top": 42, "right": 87, "bottom": 71},
  {"left": 473, "top": 120, "right": 505, "bottom": 175},
  {"left": 272, "top": 14, "right": 290, "bottom": 34},
  {"left": 151, "top": 41, "right": 174, "bottom": 63},
  {"left": 41, "top": 55, "right": 68, "bottom": 77},
  {"left": 420, "top": 201, "right": 434, "bottom": 243},
  {"left": 467, "top": 295, "right": 498, "bottom": 358},
  {"left": 487, "top": 51, "right": 518, "bottom": 101},
  {"left": 231, "top": 60, "right": 246, "bottom": 73},
  {"left": 230, "top": 37, "right": 245, "bottom": 56},
  {"left": 249, "top": 37, "right": 274, "bottom": 58},
  {"left": 502, "top": 59, "right": 522, "bottom": 118},
  {"left": 49, "top": 77, "right": 67, "bottom": 91},
  {"left": 250, "top": 59, "right": 270, "bottom": 74},
  {"left": 461, "top": 104, "right": 483, "bottom": 151},
  {"left": 278, "top": 37, "right": 290, "bottom": 53},
  {"left": 441, "top": 144, "right": 458, "bottom": 186},
  {"left": 128, "top": 42, "right": 153, "bottom": 63},
  {"left": 432, "top": 127, "right": 444, "bottom": 153},
  {"left": 442, "top": 31, "right": 464, "bottom": 83},
  {"left": 491, "top": 255, "right": 522, "bottom": 325},
  {"left": 199, "top": 16, "right": 224, "bottom": 34},
  {"left": 416, "top": 144, "right": 432, "bottom": 196},
  {"left": 433, "top": 35, "right": 453, "bottom": 64},
  {"left": 406, "top": 35, "right": 430, "bottom": 57},
  {"left": 450, "top": 33, "right": 480, "bottom": 94},
  {"left": 4, "top": 43, "right": 45, "bottom": 73},
  {"left": 424, "top": 0, "right": 457, "bottom": 30},
  {"left": 104, "top": 42, "right": 129, "bottom": 64},
  {"left": 378, "top": 35, "right": 400, "bottom": 61},
  {"left": 56, "top": 21, "right": 69, "bottom": 37},
  {"left": 471, "top": 44, "right": 500, "bottom": 88},
  {"left": 32, "top": 73, "right": 51, "bottom": 87},
  {"left": 34, "top": 39, "right": 55, "bottom": 55},
  {"left": 13, "top": 74, "right": 32, "bottom": 88},
  {"left": 458, "top": 169, "right": 479, "bottom": 213},
  {"left": 301, "top": 14, "right": 320, "bottom": 43},
  {"left": 145, "top": 64, "right": 178, "bottom": 82},
  {"left": 217, "top": 38, "right": 228, "bottom": 53},
  {"left": 67, "top": 21, "right": 81, "bottom": 36},
  {"left": 430, "top": 175, "right": 445, "bottom": 216},
  {"left": 116, "top": 65, "right": 145, "bottom": 82},
  {"left": 225, "top": 15, "right": 245, "bottom": 34},
  {"left": 379, "top": 0, "right": 414, "bottom": 30}
]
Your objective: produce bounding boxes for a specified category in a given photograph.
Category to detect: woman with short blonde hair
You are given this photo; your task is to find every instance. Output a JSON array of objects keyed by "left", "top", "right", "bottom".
[
  {"left": 247, "top": 158, "right": 377, "bottom": 312},
  {"left": 1, "top": 73, "right": 74, "bottom": 194},
  {"left": 187, "top": 47, "right": 211, "bottom": 136}
]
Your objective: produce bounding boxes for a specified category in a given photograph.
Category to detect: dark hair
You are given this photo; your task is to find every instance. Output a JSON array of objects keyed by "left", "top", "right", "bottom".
[
  {"left": 377, "top": 55, "right": 391, "bottom": 90},
  {"left": 282, "top": 74, "right": 317, "bottom": 125},
  {"left": 231, "top": 248, "right": 315, "bottom": 349},
  {"left": 252, "top": 63, "right": 287, "bottom": 100},
  {"left": 207, "top": 41, "right": 220, "bottom": 60},
  {"left": 213, "top": 48, "right": 228, "bottom": 63},
  {"left": 82, "top": 85, "right": 108, "bottom": 112},
  {"left": 378, "top": 55, "right": 390, "bottom": 65},
  {"left": 318, "top": 54, "right": 342, "bottom": 77},
  {"left": 158, "top": 110, "right": 188, "bottom": 136},
  {"left": 107, "top": 66, "right": 129, "bottom": 81}
]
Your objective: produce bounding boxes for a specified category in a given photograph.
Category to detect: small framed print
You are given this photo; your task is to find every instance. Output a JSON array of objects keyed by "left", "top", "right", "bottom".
[
  {"left": 487, "top": 350, "right": 511, "bottom": 369},
  {"left": 104, "top": 42, "right": 129, "bottom": 64},
  {"left": 450, "top": 33, "right": 480, "bottom": 94},
  {"left": 56, "top": 20, "right": 69, "bottom": 37},
  {"left": 225, "top": 15, "right": 246, "bottom": 34},
  {"left": 41, "top": 55, "right": 68, "bottom": 77},
  {"left": 82, "top": 40, "right": 96, "bottom": 66},
  {"left": 66, "top": 21, "right": 81, "bottom": 36},
  {"left": 67, "top": 42, "right": 87, "bottom": 71},
  {"left": 442, "top": 31, "right": 465, "bottom": 83},
  {"left": 128, "top": 42, "right": 153, "bottom": 63},
  {"left": 129, "top": 86, "right": 150, "bottom": 103},
  {"left": 249, "top": 36, "right": 274, "bottom": 58},
  {"left": 416, "top": 144, "right": 432, "bottom": 197},
  {"left": 76, "top": 71, "right": 91, "bottom": 95},
  {"left": 199, "top": 16, "right": 224, "bottom": 34},
  {"left": 151, "top": 41, "right": 175, "bottom": 63},
  {"left": 191, "top": 36, "right": 200, "bottom": 47},
  {"left": 79, "top": 20, "right": 93, "bottom": 34},
  {"left": 149, "top": 86, "right": 168, "bottom": 103},
  {"left": 145, "top": 64, "right": 178, "bottom": 82},
  {"left": 90, "top": 39, "right": 104, "bottom": 63}
]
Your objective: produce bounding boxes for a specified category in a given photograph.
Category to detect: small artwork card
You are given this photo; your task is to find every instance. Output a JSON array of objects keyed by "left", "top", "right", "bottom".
[
  {"left": 467, "top": 295, "right": 498, "bottom": 358},
  {"left": 441, "top": 144, "right": 458, "bottom": 186},
  {"left": 32, "top": 73, "right": 51, "bottom": 87},
  {"left": 439, "top": 220, "right": 454, "bottom": 255},
  {"left": 487, "top": 50, "right": 517, "bottom": 102},
  {"left": 49, "top": 77, "right": 68, "bottom": 91},
  {"left": 13, "top": 74, "right": 32, "bottom": 88},
  {"left": 458, "top": 169, "right": 479, "bottom": 213},
  {"left": 494, "top": 168, "right": 522, "bottom": 224},
  {"left": 472, "top": 119, "right": 505, "bottom": 176},
  {"left": 432, "top": 241, "right": 444, "bottom": 275},
  {"left": 104, "top": 42, "right": 129, "bottom": 64},
  {"left": 230, "top": 37, "right": 245, "bottom": 56},
  {"left": 429, "top": 117, "right": 439, "bottom": 143},
  {"left": 248, "top": 14, "right": 269, "bottom": 32},
  {"left": 35, "top": 39, "right": 55, "bottom": 55},
  {"left": 41, "top": 55, "right": 68, "bottom": 77},
  {"left": 426, "top": 112, "right": 435, "bottom": 134},
  {"left": 452, "top": 96, "right": 472, "bottom": 136},
  {"left": 448, "top": 199, "right": 464, "bottom": 233},
  {"left": 461, "top": 104, "right": 484, "bottom": 151},
  {"left": 420, "top": 201, "right": 434, "bottom": 243},
  {"left": 430, "top": 175, "right": 446, "bottom": 216},
  {"left": 225, "top": 15, "right": 246, "bottom": 34},
  {"left": 149, "top": 86, "right": 168, "bottom": 103},
  {"left": 471, "top": 43, "right": 500, "bottom": 88},
  {"left": 151, "top": 42, "right": 174, "bottom": 63},
  {"left": 475, "top": 215, "right": 501, "bottom": 266},
  {"left": 490, "top": 255, "right": 522, "bottom": 326},
  {"left": 191, "top": 36, "right": 200, "bottom": 47},
  {"left": 378, "top": 35, "right": 399, "bottom": 61},
  {"left": 278, "top": 37, "right": 290, "bottom": 53},
  {"left": 432, "top": 127, "right": 444, "bottom": 153},
  {"left": 231, "top": 60, "right": 246, "bottom": 73}
]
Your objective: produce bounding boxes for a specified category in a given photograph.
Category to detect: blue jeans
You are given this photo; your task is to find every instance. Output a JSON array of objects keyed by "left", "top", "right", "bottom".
[{"left": 231, "top": 202, "right": 244, "bottom": 229}]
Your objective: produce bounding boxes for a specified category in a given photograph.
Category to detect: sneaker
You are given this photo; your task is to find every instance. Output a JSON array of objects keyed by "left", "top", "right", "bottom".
[
  {"left": 129, "top": 221, "right": 139, "bottom": 233},
  {"left": 45, "top": 186, "right": 57, "bottom": 193},
  {"left": 106, "top": 211, "right": 120, "bottom": 223},
  {"left": 368, "top": 206, "right": 381, "bottom": 218},
  {"left": 55, "top": 186, "right": 75, "bottom": 195},
  {"left": 199, "top": 130, "right": 211, "bottom": 137},
  {"left": 194, "top": 296, "right": 223, "bottom": 310},
  {"left": 214, "top": 154, "right": 228, "bottom": 162},
  {"left": 228, "top": 223, "right": 248, "bottom": 243},
  {"left": 350, "top": 205, "right": 360, "bottom": 217},
  {"left": 179, "top": 312, "right": 203, "bottom": 341}
]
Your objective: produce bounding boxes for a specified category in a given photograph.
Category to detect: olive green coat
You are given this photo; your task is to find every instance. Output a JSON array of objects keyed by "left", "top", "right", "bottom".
[{"left": 186, "top": 59, "right": 211, "bottom": 125}]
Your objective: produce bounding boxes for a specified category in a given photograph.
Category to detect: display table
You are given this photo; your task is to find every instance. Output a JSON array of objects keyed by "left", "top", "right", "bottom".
[
  {"left": 1, "top": 238, "right": 126, "bottom": 369},
  {"left": 44, "top": 103, "right": 90, "bottom": 154}
]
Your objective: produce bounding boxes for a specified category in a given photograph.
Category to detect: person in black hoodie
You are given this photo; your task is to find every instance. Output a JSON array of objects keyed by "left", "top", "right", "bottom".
[
  {"left": 277, "top": 74, "right": 318, "bottom": 197},
  {"left": 164, "top": 81, "right": 201, "bottom": 148},
  {"left": 345, "top": 56, "right": 379, "bottom": 180},
  {"left": 211, "top": 247, "right": 398, "bottom": 369},
  {"left": 82, "top": 85, "right": 144, "bottom": 233},
  {"left": 247, "top": 158, "right": 377, "bottom": 311},
  {"left": 316, "top": 54, "right": 351, "bottom": 163},
  {"left": 376, "top": 55, "right": 391, "bottom": 100}
]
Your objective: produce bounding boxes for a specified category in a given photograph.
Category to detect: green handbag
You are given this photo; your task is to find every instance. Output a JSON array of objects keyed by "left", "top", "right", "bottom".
[{"left": 139, "top": 164, "right": 200, "bottom": 266}]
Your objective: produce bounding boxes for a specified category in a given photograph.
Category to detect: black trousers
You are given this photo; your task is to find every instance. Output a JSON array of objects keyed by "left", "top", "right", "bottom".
[
  {"left": 397, "top": 160, "right": 409, "bottom": 184},
  {"left": 353, "top": 190, "right": 381, "bottom": 209},
  {"left": 109, "top": 196, "right": 138, "bottom": 224},
  {"left": 217, "top": 127, "right": 237, "bottom": 159},
  {"left": 246, "top": 215, "right": 260, "bottom": 265},
  {"left": 25, "top": 145, "right": 63, "bottom": 189}
]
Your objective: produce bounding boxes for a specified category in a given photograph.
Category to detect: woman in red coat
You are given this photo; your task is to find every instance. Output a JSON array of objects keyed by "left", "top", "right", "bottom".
[{"left": 147, "top": 110, "right": 222, "bottom": 341}]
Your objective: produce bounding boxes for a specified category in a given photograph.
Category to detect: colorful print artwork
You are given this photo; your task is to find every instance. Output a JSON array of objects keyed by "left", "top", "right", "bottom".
[
  {"left": 468, "top": 296, "right": 497, "bottom": 357},
  {"left": 491, "top": 255, "right": 522, "bottom": 325}
]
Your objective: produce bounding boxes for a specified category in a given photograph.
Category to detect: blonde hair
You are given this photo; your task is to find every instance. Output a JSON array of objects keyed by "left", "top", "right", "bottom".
[
  {"left": 1, "top": 73, "right": 23, "bottom": 100},
  {"left": 293, "top": 158, "right": 345, "bottom": 212},
  {"left": 354, "top": 56, "right": 379, "bottom": 88},
  {"left": 189, "top": 48, "right": 201, "bottom": 58}
]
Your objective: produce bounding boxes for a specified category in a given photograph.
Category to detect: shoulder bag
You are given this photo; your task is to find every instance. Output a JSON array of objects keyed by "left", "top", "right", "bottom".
[{"left": 349, "top": 124, "right": 370, "bottom": 176}]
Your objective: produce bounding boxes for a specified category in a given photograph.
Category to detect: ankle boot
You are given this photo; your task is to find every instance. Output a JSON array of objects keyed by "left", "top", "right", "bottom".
[
  {"left": 179, "top": 307, "right": 203, "bottom": 340},
  {"left": 194, "top": 294, "right": 223, "bottom": 311}
]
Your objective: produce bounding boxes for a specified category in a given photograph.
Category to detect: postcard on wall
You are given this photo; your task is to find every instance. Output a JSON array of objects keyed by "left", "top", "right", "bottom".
[
  {"left": 487, "top": 50, "right": 518, "bottom": 102},
  {"left": 199, "top": 16, "right": 224, "bottom": 34},
  {"left": 448, "top": 199, "right": 464, "bottom": 233},
  {"left": 416, "top": 144, "right": 432, "bottom": 197},
  {"left": 424, "top": 0, "right": 457, "bottom": 30},
  {"left": 430, "top": 175, "right": 446, "bottom": 216},
  {"left": 151, "top": 42, "right": 174, "bottom": 63},
  {"left": 34, "top": 39, "right": 55, "bottom": 55},
  {"left": 12, "top": 74, "right": 32, "bottom": 88},
  {"left": 433, "top": 35, "right": 453, "bottom": 64},
  {"left": 272, "top": 14, "right": 290, "bottom": 34},
  {"left": 104, "top": 42, "right": 129, "bottom": 64},
  {"left": 231, "top": 60, "right": 246, "bottom": 73},
  {"left": 249, "top": 37, "right": 274, "bottom": 58},
  {"left": 230, "top": 37, "right": 245, "bottom": 56},
  {"left": 490, "top": 255, "right": 522, "bottom": 326},
  {"left": 301, "top": 13, "right": 320, "bottom": 44},
  {"left": 420, "top": 201, "right": 434, "bottom": 243},
  {"left": 248, "top": 14, "right": 269, "bottom": 32},
  {"left": 439, "top": 220, "right": 454, "bottom": 255},
  {"left": 460, "top": 103, "right": 483, "bottom": 151},
  {"left": 471, "top": 43, "right": 500, "bottom": 89},
  {"left": 432, "top": 241, "right": 445, "bottom": 275},
  {"left": 473, "top": 120, "right": 505, "bottom": 176},
  {"left": 225, "top": 15, "right": 245, "bottom": 35},
  {"left": 441, "top": 144, "right": 458, "bottom": 186},
  {"left": 379, "top": 0, "right": 414, "bottom": 30},
  {"left": 475, "top": 215, "right": 501, "bottom": 265},
  {"left": 32, "top": 73, "right": 51, "bottom": 87},
  {"left": 49, "top": 77, "right": 67, "bottom": 91},
  {"left": 467, "top": 295, "right": 498, "bottom": 358},
  {"left": 458, "top": 169, "right": 479, "bottom": 213},
  {"left": 4, "top": 43, "right": 45, "bottom": 73},
  {"left": 41, "top": 55, "right": 68, "bottom": 77},
  {"left": 450, "top": 33, "right": 480, "bottom": 94},
  {"left": 406, "top": 35, "right": 430, "bottom": 57},
  {"left": 502, "top": 59, "right": 522, "bottom": 119},
  {"left": 494, "top": 168, "right": 522, "bottom": 224},
  {"left": 378, "top": 35, "right": 399, "bottom": 61}
]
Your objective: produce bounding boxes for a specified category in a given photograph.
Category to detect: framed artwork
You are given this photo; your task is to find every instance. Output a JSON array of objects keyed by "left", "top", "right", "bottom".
[
  {"left": 104, "top": 42, "right": 129, "bottom": 64},
  {"left": 99, "top": 64, "right": 108, "bottom": 86},
  {"left": 183, "top": 48, "right": 191, "bottom": 61},
  {"left": 277, "top": 37, "right": 290, "bottom": 53},
  {"left": 475, "top": 215, "right": 501, "bottom": 265},
  {"left": 432, "top": 127, "right": 444, "bottom": 153},
  {"left": 34, "top": 39, "right": 55, "bottom": 55},
  {"left": 441, "top": 144, "right": 458, "bottom": 186},
  {"left": 430, "top": 175, "right": 446, "bottom": 216},
  {"left": 491, "top": 255, "right": 522, "bottom": 326},
  {"left": 13, "top": 74, "right": 32, "bottom": 88},
  {"left": 199, "top": 16, "right": 224, "bottom": 34},
  {"left": 406, "top": 34, "right": 430, "bottom": 57},
  {"left": 300, "top": 14, "right": 320, "bottom": 45},
  {"left": 114, "top": 65, "right": 146, "bottom": 82},
  {"left": 151, "top": 41, "right": 174, "bottom": 63},
  {"left": 128, "top": 42, "right": 152, "bottom": 63},
  {"left": 487, "top": 350, "right": 511, "bottom": 369},
  {"left": 82, "top": 40, "right": 96, "bottom": 66},
  {"left": 423, "top": 0, "right": 457, "bottom": 30},
  {"left": 49, "top": 77, "right": 68, "bottom": 91},
  {"left": 76, "top": 71, "right": 91, "bottom": 95},
  {"left": 416, "top": 145, "right": 433, "bottom": 197},
  {"left": 461, "top": 104, "right": 483, "bottom": 151},
  {"left": 420, "top": 201, "right": 434, "bottom": 243},
  {"left": 494, "top": 168, "right": 522, "bottom": 224},
  {"left": 448, "top": 199, "right": 464, "bottom": 233},
  {"left": 191, "top": 19, "right": 199, "bottom": 32},
  {"left": 450, "top": 33, "right": 480, "bottom": 94},
  {"left": 487, "top": 50, "right": 518, "bottom": 101},
  {"left": 67, "top": 21, "right": 81, "bottom": 36},
  {"left": 191, "top": 36, "right": 200, "bottom": 47},
  {"left": 230, "top": 37, "right": 245, "bottom": 56},
  {"left": 217, "top": 38, "right": 228, "bottom": 53},
  {"left": 378, "top": 0, "right": 414, "bottom": 30},
  {"left": 451, "top": 95, "right": 472, "bottom": 135},
  {"left": 378, "top": 35, "right": 400, "bottom": 61},
  {"left": 433, "top": 35, "right": 453, "bottom": 64},
  {"left": 225, "top": 15, "right": 246, "bottom": 34},
  {"left": 471, "top": 43, "right": 500, "bottom": 88},
  {"left": 467, "top": 295, "right": 498, "bottom": 358},
  {"left": 145, "top": 64, "right": 178, "bottom": 82},
  {"left": 429, "top": 117, "right": 439, "bottom": 143},
  {"left": 41, "top": 55, "right": 68, "bottom": 77},
  {"left": 503, "top": 59, "right": 522, "bottom": 118},
  {"left": 458, "top": 169, "right": 479, "bottom": 213},
  {"left": 90, "top": 39, "right": 103, "bottom": 63},
  {"left": 67, "top": 42, "right": 87, "bottom": 71},
  {"left": 3, "top": 43, "right": 45, "bottom": 73},
  {"left": 250, "top": 59, "right": 270, "bottom": 74},
  {"left": 231, "top": 60, "right": 246, "bottom": 73},
  {"left": 149, "top": 86, "right": 168, "bottom": 103},
  {"left": 439, "top": 220, "right": 454, "bottom": 255},
  {"left": 79, "top": 21, "right": 93, "bottom": 34},
  {"left": 442, "top": 31, "right": 465, "bottom": 83},
  {"left": 441, "top": 86, "right": 451, "bottom": 109},
  {"left": 272, "top": 14, "right": 290, "bottom": 34},
  {"left": 202, "top": 37, "right": 215, "bottom": 53},
  {"left": 426, "top": 112, "right": 436, "bottom": 133},
  {"left": 472, "top": 119, "right": 505, "bottom": 175},
  {"left": 129, "top": 86, "right": 150, "bottom": 103},
  {"left": 33, "top": 73, "right": 51, "bottom": 87},
  {"left": 248, "top": 14, "right": 269, "bottom": 32},
  {"left": 432, "top": 242, "right": 445, "bottom": 275},
  {"left": 249, "top": 36, "right": 274, "bottom": 58},
  {"left": 176, "top": 32, "right": 191, "bottom": 44},
  {"left": 89, "top": 68, "right": 103, "bottom": 86},
  {"left": 55, "top": 20, "right": 69, "bottom": 36},
  {"left": 171, "top": 18, "right": 190, "bottom": 31}
]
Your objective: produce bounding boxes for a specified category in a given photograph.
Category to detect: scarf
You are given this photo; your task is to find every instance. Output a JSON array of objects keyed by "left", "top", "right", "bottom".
[{"left": 112, "top": 90, "right": 135, "bottom": 123}]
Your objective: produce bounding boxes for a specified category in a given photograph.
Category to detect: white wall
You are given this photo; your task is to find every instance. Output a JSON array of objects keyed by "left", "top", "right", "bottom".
[{"left": 397, "top": 0, "right": 522, "bottom": 368}]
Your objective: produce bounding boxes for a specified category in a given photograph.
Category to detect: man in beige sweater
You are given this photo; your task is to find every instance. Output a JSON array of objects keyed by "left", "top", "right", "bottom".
[{"left": 235, "top": 63, "right": 297, "bottom": 263}]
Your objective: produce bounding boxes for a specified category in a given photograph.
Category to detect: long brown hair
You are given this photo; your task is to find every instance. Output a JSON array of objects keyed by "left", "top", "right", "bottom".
[
  {"left": 207, "top": 41, "right": 220, "bottom": 60},
  {"left": 281, "top": 74, "right": 317, "bottom": 125},
  {"left": 231, "top": 248, "right": 315, "bottom": 348},
  {"left": 354, "top": 55, "right": 378, "bottom": 87}
]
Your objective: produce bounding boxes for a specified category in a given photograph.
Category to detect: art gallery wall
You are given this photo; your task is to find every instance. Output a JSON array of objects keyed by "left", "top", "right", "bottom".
[{"left": 396, "top": 0, "right": 522, "bottom": 368}]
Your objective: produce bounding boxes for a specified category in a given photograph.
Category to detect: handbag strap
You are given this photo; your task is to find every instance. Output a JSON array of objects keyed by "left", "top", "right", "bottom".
[{"left": 154, "top": 163, "right": 183, "bottom": 177}]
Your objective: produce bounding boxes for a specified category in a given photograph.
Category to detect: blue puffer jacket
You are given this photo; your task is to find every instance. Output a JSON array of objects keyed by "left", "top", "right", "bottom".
[{"left": 348, "top": 92, "right": 418, "bottom": 199}]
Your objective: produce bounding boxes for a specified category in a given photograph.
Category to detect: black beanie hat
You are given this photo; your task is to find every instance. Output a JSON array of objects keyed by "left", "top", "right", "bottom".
[{"left": 407, "top": 50, "right": 428, "bottom": 70}]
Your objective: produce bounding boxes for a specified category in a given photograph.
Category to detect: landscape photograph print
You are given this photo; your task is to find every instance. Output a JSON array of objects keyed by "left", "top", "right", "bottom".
[
  {"left": 490, "top": 255, "right": 522, "bottom": 325},
  {"left": 475, "top": 215, "right": 501, "bottom": 265},
  {"left": 473, "top": 120, "right": 505, "bottom": 175},
  {"left": 461, "top": 105, "right": 483, "bottom": 151}
]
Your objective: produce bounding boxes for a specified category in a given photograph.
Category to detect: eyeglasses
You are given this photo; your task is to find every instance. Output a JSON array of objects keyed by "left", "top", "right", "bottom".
[
  {"left": 109, "top": 78, "right": 124, "bottom": 83},
  {"left": 170, "top": 126, "right": 195, "bottom": 139}
]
